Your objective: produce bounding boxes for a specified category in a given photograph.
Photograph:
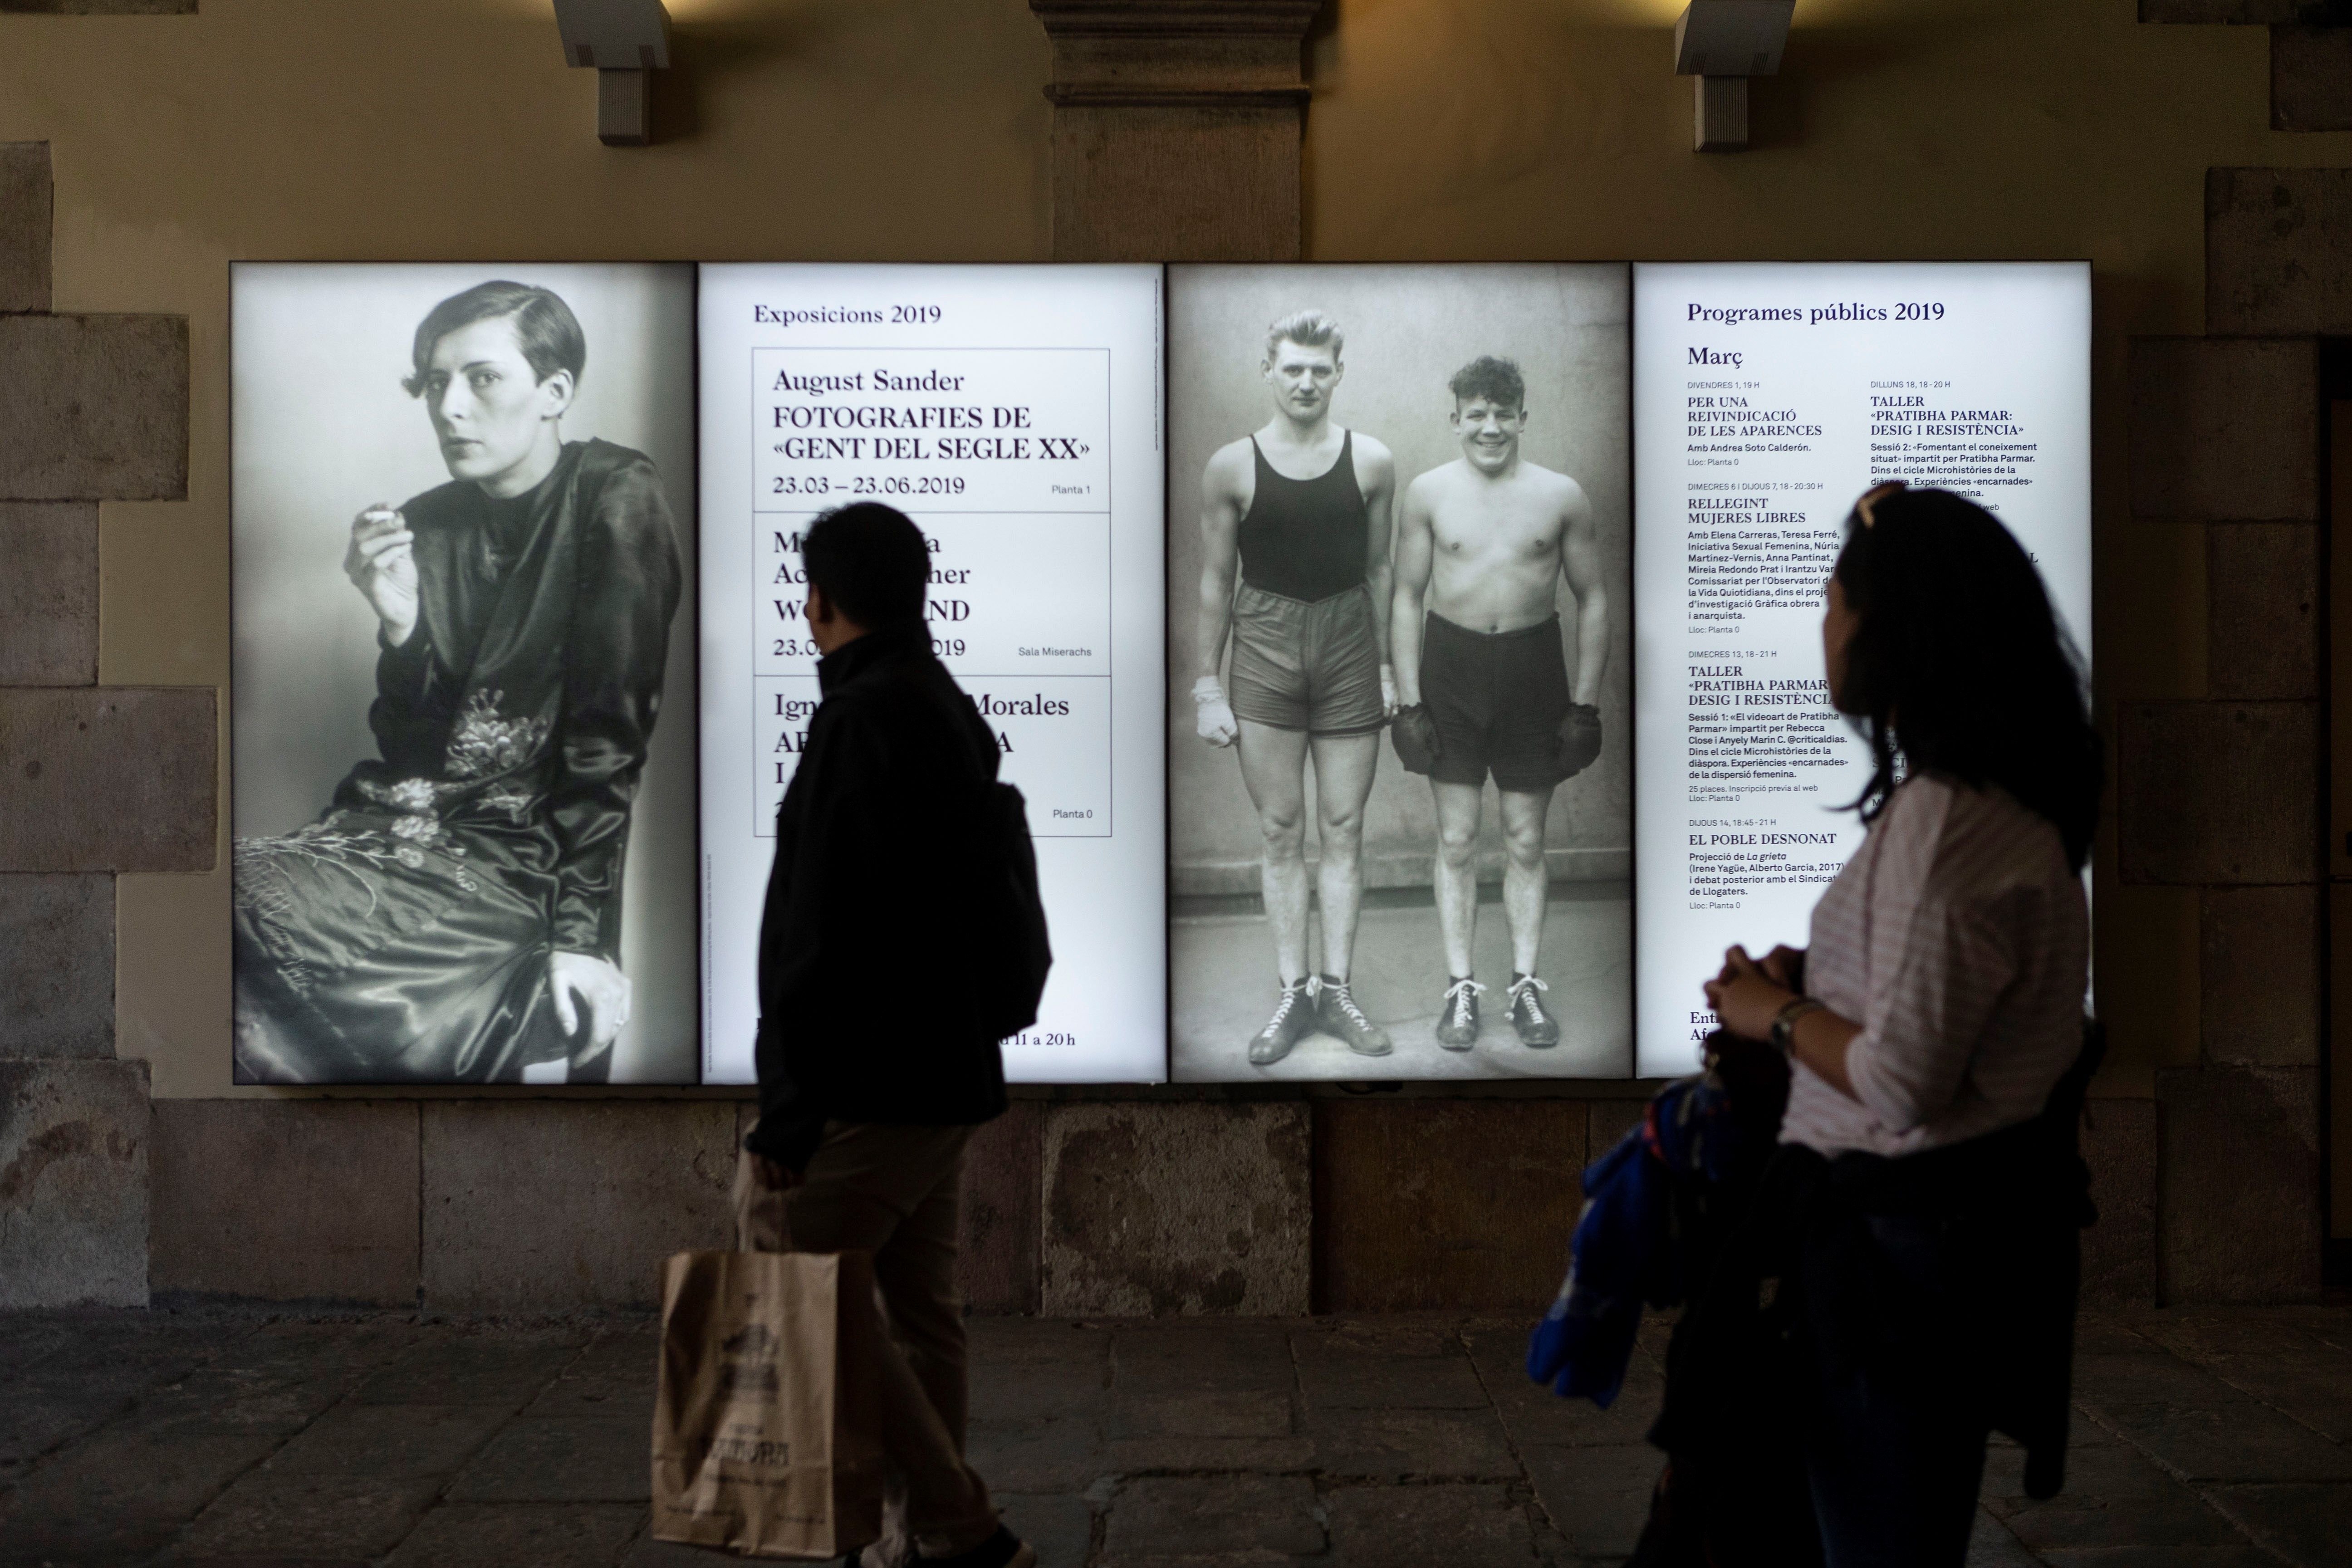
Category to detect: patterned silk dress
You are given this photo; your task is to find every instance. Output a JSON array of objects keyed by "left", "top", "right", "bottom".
[{"left": 232, "top": 439, "right": 682, "bottom": 1083}]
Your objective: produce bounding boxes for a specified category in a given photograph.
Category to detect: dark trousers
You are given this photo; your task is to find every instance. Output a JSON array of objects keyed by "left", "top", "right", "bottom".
[{"left": 1799, "top": 1211, "right": 1992, "bottom": 1568}]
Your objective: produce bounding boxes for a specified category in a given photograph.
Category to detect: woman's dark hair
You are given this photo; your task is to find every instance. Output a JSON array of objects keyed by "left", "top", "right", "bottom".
[
  {"left": 1833, "top": 486, "right": 2101, "bottom": 870},
  {"left": 802, "top": 502, "right": 930, "bottom": 627},
  {"left": 403, "top": 281, "right": 586, "bottom": 397}
]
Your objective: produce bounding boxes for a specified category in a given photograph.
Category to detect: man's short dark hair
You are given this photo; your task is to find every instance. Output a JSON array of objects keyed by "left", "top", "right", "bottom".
[
  {"left": 1449, "top": 355, "right": 1525, "bottom": 412},
  {"left": 802, "top": 503, "right": 930, "bottom": 627},
  {"left": 404, "top": 281, "right": 586, "bottom": 398}
]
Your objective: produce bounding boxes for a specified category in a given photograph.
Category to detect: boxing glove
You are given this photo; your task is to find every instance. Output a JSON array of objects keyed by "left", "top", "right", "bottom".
[
  {"left": 1555, "top": 702, "right": 1603, "bottom": 778},
  {"left": 1194, "top": 676, "right": 1238, "bottom": 747},
  {"left": 1391, "top": 703, "right": 1442, "bottom": 776}
]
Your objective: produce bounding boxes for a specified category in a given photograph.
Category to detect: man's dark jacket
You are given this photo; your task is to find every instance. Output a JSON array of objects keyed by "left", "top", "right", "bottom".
[{"left": 745, "top": 622, "right": 1010, "bottom": 1170}]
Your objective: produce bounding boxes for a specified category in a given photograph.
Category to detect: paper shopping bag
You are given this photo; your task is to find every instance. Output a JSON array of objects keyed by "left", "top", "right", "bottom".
[{"left": 651, "top": 1249, "right": 887, "bottom": 1559}]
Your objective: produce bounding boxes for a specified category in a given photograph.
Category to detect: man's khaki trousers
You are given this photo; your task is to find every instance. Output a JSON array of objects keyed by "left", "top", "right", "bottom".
[{"left": 733, "top": 1122, "right": 997, "bottom": 1563}]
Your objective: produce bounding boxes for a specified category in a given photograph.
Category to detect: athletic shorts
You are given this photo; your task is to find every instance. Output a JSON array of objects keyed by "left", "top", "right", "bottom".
[
  {"left": 1228, "top": 581, "right": 1386, "bottom": 737},
  {"left": 1419, "top": 610, "right": 1574, "bottom": 792}
]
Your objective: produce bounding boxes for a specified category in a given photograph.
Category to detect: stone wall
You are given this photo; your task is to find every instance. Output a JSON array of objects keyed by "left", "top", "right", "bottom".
[
  {"left": 2, "top": 0, "right": 2340, "bottom": 1316},
  {"left": 2117, "top": 160, "right": 2344, "bottom": 1302},
  {"left": 0, "top": 135, "right": 196, "bottom": 1308}
]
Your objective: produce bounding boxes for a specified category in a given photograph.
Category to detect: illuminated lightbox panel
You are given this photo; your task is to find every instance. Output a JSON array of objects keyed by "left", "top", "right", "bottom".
[{"left": 225, "top": 261, "right": 2087, "bottom": 1088}]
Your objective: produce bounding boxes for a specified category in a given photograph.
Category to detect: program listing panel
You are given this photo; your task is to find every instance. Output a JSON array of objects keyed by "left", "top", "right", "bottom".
[
  {"left": 752, "top": 513, "right": 1110, "bottom": 681},
  {"left": 752, "top": 347, "right": 1111, "bottom": 514},
  {"left": 754, "top": 675, "right": 1111, "bottom": 838}
]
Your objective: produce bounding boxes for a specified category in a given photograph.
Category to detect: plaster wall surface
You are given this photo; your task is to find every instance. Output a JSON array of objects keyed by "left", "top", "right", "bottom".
[{"left": 0, "top": 1, "right": 2327, "bottom": 1101}]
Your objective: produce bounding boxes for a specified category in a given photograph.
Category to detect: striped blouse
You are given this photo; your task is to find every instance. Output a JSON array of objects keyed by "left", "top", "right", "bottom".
[{"left": 1779, "top": 772, "right": 2090, "bottom": 1159}]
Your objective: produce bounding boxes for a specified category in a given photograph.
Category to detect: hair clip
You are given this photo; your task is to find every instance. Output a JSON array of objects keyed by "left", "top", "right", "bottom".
[{"left": 1853, "top": 481, "right": 1906, "bottom": 529}]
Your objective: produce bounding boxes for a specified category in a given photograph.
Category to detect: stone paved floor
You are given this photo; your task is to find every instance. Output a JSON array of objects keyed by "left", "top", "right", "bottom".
[{"left": 4, "top": 1306, "right": 2351, "bottom": 1566}]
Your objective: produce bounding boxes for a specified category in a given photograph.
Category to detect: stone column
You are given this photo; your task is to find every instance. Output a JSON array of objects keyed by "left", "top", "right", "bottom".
[
  {"left": 1032, "top": 0, "right": 1323, "bottom": 262},
  {"left": 2123, "top": 329, "right": 2325, "bottom": 1304},
  {"left": 0, "top": 139, "right": 202, "bottom": 1308}
]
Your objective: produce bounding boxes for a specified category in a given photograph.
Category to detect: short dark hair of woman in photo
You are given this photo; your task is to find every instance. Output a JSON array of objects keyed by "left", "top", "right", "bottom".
[
  {"left": 230, "top": 279, "right": 684, "bottom": 1085},
  {"left": 1701, "top": 483, "right": 2098, "bottom": 1566}
]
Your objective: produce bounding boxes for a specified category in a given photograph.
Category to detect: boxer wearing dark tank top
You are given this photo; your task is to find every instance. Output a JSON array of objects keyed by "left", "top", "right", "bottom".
[
  {"left": 1194, "top": 312, "right": 1398, "bottom": 1067},
  {"left": 1238, "top": 428, "right": 1371, "bottom": 603}
]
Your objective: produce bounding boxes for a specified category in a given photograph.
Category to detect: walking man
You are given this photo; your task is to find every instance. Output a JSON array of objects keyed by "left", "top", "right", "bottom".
[
  {"left": 1390, "top": 356, "right": 1609, "bottom": 1051},
  {"left": 1192, "top": 309, "right": 1399, "bottom": 1066},
  {"left": 738, "top": 502, "right": 1033, "bottom": 1568}
]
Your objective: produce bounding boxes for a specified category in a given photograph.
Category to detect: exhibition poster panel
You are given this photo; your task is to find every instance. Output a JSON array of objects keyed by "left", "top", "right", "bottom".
[
  {"left": 697, "top": 264, "right": 1169, "bottom": 1086},
  {"left": 1167, "top": 265, "right": 1633, "bottom": 1083},
  {"left": 1631, "top": 261, "right": 2092, "bottom": 1078},
  {"left": 228, "top": 262, "right": 703, "bottom": 1085}
]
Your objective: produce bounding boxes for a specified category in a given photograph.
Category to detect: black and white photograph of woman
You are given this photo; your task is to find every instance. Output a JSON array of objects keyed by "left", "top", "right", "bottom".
[{"left": 230, "top": 265, "right": 700, "bottom": 1084}]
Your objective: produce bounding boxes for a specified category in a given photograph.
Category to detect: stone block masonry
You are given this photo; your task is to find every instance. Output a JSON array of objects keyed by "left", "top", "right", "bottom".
[
  {"left": 0, "top": 1058, "right": 149, "bottom": 1308},
  {"left": 150, "top": 1101, "right": 421, "bottom": 1307},
  {"left": 2128, "top": 336, "right": 2319, "bottom": 524},
  {"left": 0, "top": 505, "right": 100, "bottom": 686},
  {"left": 0, "top": 314, "right": 188, "bottom": 501},
  {"left": 0, "top": 687, "right": 218, "bottom": 873},
  {"left": 2116, "top": 700, "right": 2321, "bottom": 886},
  {"left": 0, "top": 142, "right": 49, "bottom": 310},
  {"left": 419, "top": 1102, "right": 735, "bottom": 1314},
  {"left": 0, "top": 874, "right": 115, "bottom": 1058},
  {"left": 0, "top": 124, "right": 193, "bottom": 1309},
  {"left": 2207, "top": 167, "right": 2352, "bottom": 334},
  {"left": 1041, "top": 1101, "right": 1311, "bottom": 1315},
  {"left": 2159, "top": 1066, "right": 2323, "bottom": 1303}
]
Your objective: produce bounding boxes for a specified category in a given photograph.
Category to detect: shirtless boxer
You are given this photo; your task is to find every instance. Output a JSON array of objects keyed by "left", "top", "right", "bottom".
[
  {"left": 1390, "top": 356, "right": 1609, "bottom": 1050},
  {"left": 1195, "top": 310, "right": 1399, "bottom": 1066}
]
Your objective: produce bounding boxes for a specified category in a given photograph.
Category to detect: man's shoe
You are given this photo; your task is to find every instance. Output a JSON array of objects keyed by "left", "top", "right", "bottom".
[
  {"left": 1316, "top": 975, "right": 1393, "bottom": 1056},
  {"left": 1436, "top": 977, "right": 1483, "bottom": 1050},
  {"left": 921, "top": 1526, "right": 1035, "bottom": 1568},
  {"left": 1508, "top": 972, "right": 1561, "bottom": 1048},
  {"left": 1248, "top": 981, "right": 1314, "bottom": 1065}
]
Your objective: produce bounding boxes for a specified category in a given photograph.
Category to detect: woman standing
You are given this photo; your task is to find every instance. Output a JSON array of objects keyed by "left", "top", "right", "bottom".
[
  {"left": 232, "top": 281, "right": 683, "bottom": 1085},
  {"left": 1704, "top": 483, "right": 2099, "bottom": 1566}
]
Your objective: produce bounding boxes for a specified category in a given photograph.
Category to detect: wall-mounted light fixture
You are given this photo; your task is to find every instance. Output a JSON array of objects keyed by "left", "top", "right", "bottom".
[
  {"left": 554, "top": 0, "right": 673, "bottom": 147},
  {"left": 1674, "top": 0, "right": 1793, "bottom": 153}
]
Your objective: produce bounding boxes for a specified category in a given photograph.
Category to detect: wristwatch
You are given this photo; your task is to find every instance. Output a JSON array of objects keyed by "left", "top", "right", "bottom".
[{"left": 1769, "top": 997, "right": 1825, "bottom": 1053}]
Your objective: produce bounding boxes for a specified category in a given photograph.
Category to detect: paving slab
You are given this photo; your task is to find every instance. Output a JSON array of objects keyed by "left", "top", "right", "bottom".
[
  {"left": 260, "top": 1401, "right": 510, "bottom": 1480},
  {"left": 1102, "top": 1433, "right": 1320, "bottom": 1474},
  {"left": 380, "top": 1500, "right": 647, "bottom": 1566},
  {"left": 170, "top": 1474, "right": 449, "bottom": 1560},
  {"left": 356, "top": 1328, "right": 588, "bottom": 1406},
  {"left": 620, "top": 1536, "right": 735, "bottom": 1567},
  {"left": 967, "top": 1416, "right": 1108, "bottom": 1492},
  {"left": 1303, "top": 1405, "right": 1520, "bottom": 1482},
  {"left": 0, "top": 1313, "right": 76, "bottom": 1377},
  {"left": 999, "top": 1491, "right": 1095, "bottom": 1567},
  {"left": 1100, "top": 1474, "right": 1324, "bottom": 1561},
  {"left": 0, "top": 1519, "right": 183, "bottom": 1568},
  {"left": 2079, "top": 1392, "right": 2352, "bottom": 1484},
  {"left": 10, "top": 1305, "right": 2347, "bottom": 1565},
  {"left": 1983, "top": 1440, "right": 2255, "bottom": 1551},
  {"left": 1966, "top": 1507, "right": 2041, "bottom": 1567},
  {"left": 1465, "top": 1322, "right": 1662, "bottom": 1448},
  {"left": 1323, "top": 1482, "right": 1535, "bottom": 1565},
  {"left": 0, "top": 1411, "right": 280, "bottom": 1539},
  {"left": 968, "top": 1320, "right": 1113, "bottom": 1425},
  {"left": 520, "top": 1328, "right": 661, "bottom": 1424},
  {"left": 0, "top": 1336, "right": 225, "bottom": 1476},
  {"left": 1521, "top": 1443, "right": 1659, "bottom": 1559},
  {"left": 1292, "top": 1326, "right": 1489, "bottom": 1411},
  {"left": 2203, "top": 1482, "right": 2352, "bottom": 1567},
  {"left": 2034, "top": 1548, "right": 2289, "bottom": 1567},
  {"left": 446, "top": 1414, "right": 653, "bottom": 1503},
  {"left": 2188, "top": 1353, "right": 2352, "bottom": 1445}
]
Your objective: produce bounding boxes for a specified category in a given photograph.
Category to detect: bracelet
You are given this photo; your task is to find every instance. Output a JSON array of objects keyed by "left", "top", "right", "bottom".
[{"left": 1769, "top": 997, "right": 1825, "bottom": 1053}]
